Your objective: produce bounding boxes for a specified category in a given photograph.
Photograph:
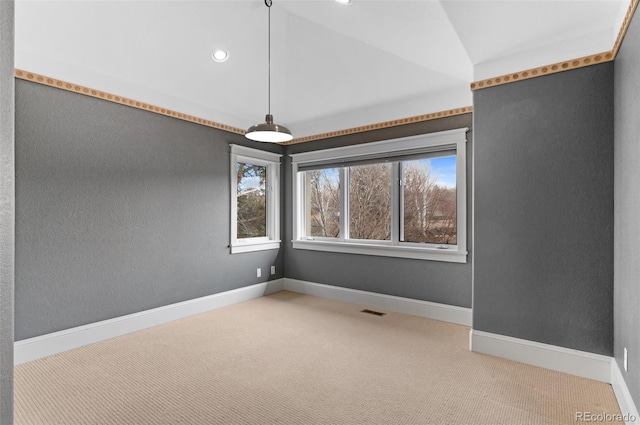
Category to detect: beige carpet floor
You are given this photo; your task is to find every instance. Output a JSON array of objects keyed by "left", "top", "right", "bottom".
[{"left": 15, "top": 291, "right": 622, "bottom": 424}]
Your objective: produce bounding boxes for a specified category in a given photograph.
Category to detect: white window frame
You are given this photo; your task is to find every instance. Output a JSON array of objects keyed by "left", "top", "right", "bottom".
[
  {"left": 230, "top": 144, "right": 281, "bottom": 254},
  {"left": 290, "top": 128, "right": 468, "bottom": 263}
]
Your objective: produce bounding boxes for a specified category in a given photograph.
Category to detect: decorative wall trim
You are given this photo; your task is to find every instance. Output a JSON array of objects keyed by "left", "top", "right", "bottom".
[
  {"left": 12, "top": 3, "right": 639, "bottom": 142},
  {"left": 612, "top": 359, "right": 640, "bottom": 424},
  {"left": 471, "top": 0, "right": 639, "bottom": 91},
  {"left": 15, "top": 68, "right": 471, "bottom": 145},
  {"left": 470, "top": 51, "right": 614, "bottom": 91},
  {"left": 14, "top": 279, "right": 284, "bottom": 365},
  {"left": 14, "top": 69, "right": 246, "bottom": 135},
  {"left": 613, "top": 0, "right": 640, "bottom": 57},
  {"left": 469, "top": 329, "right": 613, "bottom": 383},
  {"left": 283, "top": 278, "right": 472, "bottom": 326},
  {"left": 284, "top": 107, "right": 473, "bottom": 145}
]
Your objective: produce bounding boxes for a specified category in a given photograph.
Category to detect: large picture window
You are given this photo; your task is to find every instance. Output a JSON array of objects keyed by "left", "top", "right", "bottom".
[
  {"left": 230, "top": 145, "right": 281, "bottom": 254},
  {"left": 291, "top": 129, "right": 468, "bottom": 262}
]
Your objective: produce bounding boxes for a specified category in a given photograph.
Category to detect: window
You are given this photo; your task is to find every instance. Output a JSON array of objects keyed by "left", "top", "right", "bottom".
[
  {"left": 291, "top": 128, "right": 467, "bottom": 262},
  {"left": 230, "top": 144, "right": 281, "bottom": 254},
  {"left": 349, "top": 163, "right": 392, "bottom": 241},
  {"left": 401, "top": 155, "right": 457, "bottom": 245},
  {"left": 305, "top": 168, "right": 341, "bottom": 238}
]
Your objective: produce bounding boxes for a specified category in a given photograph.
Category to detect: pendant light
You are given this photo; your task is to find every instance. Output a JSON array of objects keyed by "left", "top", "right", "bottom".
[{"left": 245, "top": 0, "right": 293, "bottom": 143}]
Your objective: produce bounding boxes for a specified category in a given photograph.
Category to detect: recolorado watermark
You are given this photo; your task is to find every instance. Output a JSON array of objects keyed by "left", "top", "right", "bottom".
[{"left": 575, "top": 411, "right": 637, "bottom": 422}]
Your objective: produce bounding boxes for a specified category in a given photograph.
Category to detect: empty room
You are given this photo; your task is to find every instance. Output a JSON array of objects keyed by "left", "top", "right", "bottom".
[{"left": 0, "top": 0, "right": 639, "bottom": 424}]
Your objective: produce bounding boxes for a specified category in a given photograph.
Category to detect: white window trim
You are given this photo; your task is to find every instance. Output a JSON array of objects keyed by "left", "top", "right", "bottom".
[
  {"left": 230, "top": 144, "right": 281, "bottom": 254},
  {"left": 290, "top": 128, "right": 468, "bottom": 263}
]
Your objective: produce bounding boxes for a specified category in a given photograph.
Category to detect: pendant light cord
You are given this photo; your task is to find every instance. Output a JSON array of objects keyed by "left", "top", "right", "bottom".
[
  {"left": 245, "top": 0, "right": 292, "bottom": 141},
  {"left": 266, "top": 0, "right": 272, "bottom": 116}
]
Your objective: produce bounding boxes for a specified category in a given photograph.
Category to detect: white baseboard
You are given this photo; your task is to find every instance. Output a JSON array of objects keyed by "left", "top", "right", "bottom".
[
  {"left": 14, "top": 279, "right": 284, "bottom": 365},
  {"left": 470, "top": 329, "right": 613, "bottom": 383},
  {"left": 13, "top": 276, "right": 639, "bottom": 422},
  {"left": 612, "top": 359, "right": 640, "bottom": 424},
  {"left": 283, "top": 278, "right": 472, "bottom": 326},
  {"left": 15, "top": 278, "right": 470, "bottom": 365}
]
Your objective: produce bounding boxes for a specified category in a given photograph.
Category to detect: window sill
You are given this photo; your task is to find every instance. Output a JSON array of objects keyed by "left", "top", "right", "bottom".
[
  {"left": 231, "top": 240, "right": 281, "bottom": 254},
  {"left": 292, "top": 240, "right": 467, "bottom": 263}
]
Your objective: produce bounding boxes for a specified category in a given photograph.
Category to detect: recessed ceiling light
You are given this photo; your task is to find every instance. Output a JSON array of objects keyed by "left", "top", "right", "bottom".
[
  {"left": 335, "top": 0, "right": 352, "bottom": 4},
  {"left": 211, "top": 49, "right": 229, "bottom": 63}
]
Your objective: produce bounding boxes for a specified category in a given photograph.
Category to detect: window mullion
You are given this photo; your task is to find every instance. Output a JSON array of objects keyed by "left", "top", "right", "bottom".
[
  {"left": 399, "top": 161, "right": 405, "bottom": 243},
  {"left": 266, "top": 166, "right": 274, "bottom": 241},
  {"left": 302, "top": 170, "right": 310, "bottom": 239},
  {"left": 265, "top": 171, "right": 270, "bottom": 239},
  {"left": 340, "top": 167, "right": 349, "bottom": 241},
  {"left": 230, "top": 154, "right": 239, "bottom": 243},
  {"left": 391, "top": 162, "right": 400, "bottom": 245}
]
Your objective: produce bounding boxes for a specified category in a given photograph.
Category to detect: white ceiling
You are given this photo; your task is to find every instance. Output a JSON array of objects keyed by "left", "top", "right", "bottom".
[{"left": 15, "top": 0, "right": 628, "bottom": 139}]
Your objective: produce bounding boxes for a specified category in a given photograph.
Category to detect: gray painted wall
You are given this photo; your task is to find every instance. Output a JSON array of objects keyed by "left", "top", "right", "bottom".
[
  {"left": 614, "top": 8, "right": 640, "bottom": 409},
  {"left": 473, "top": 63, "right": 614, "bottom": 355},
  {"left": 284, "top": 114, "right": 473, "bottom": 307},
  {"left": 0, "top": 1, "right": 15, "bottom": 423},
  {"left": 15, "top": 80, "right": 284, "bottom": 340}
]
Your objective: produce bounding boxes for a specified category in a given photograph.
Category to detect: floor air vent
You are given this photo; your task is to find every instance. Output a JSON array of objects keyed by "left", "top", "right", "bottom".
[{"left": 361, "top": 309, "right": 386, "bottom": 317}]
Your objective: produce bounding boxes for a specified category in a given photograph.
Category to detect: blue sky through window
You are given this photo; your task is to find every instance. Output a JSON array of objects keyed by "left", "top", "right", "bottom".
[
  {"left": 427, "top": 155, "right": 456, "bottom": 188},
  {"left": 307, "top": 156, "right": 456, "bottom": 188}
]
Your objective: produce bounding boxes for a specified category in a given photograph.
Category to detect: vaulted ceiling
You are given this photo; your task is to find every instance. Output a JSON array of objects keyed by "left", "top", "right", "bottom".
[{"left": 15, "top": 0, "right": 629, "bottom": 140}]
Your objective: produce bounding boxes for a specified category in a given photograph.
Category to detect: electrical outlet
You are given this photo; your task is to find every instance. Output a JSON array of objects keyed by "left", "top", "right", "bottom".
[
  {"left": 624, "top": 347, "right": 628, "bottom": 372},
  {"left": 271, "top": 266, "right": 276, "bottom": 275},
  {"left": 257, "top": 268, "right": 261, "bottom": 278}
]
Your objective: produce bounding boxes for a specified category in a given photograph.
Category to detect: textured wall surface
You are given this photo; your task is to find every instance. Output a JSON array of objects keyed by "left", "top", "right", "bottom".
[
  {"left": 15, "top": 80, "right": 284, "bottom": 340},
  {"left": 614, "top": 8, "right": 640, "bottom": 409},
  {"left": 0, "top": 2, "right": 15, "bottom": 424},
  {"left": 284, "top": 114, "right": 473, "bottom": 307},
  {"left": 473, "top": 63, "right": 614, "bottom": 355}
]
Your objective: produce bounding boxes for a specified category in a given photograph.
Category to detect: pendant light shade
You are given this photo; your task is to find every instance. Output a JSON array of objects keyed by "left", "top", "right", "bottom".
[
  {"left": 245, "top": 0, "right": 292, "bottom": 143},
  {"left": 246, "top": 114, "right": 292, "bottom": 143}
]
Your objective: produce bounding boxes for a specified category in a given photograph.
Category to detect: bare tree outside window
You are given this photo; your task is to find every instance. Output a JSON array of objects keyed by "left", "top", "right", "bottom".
[
  {"left": 292, "top": 130, "right": 467, "bottom": 261},
  {"left": 236, "top": 162, "right": 267, "bottom": 238},
  {"left": 349, "top": 163, "right": 392, "bottom": 241},
  {"left": 402, "top": 157, "right": 457, "bottom": 244},
  {"left": 299, "top": 156, "right": 457, "bottom": 246},
  {"left": 306, "top": 169, "right": 340, "bottom": 237}
]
